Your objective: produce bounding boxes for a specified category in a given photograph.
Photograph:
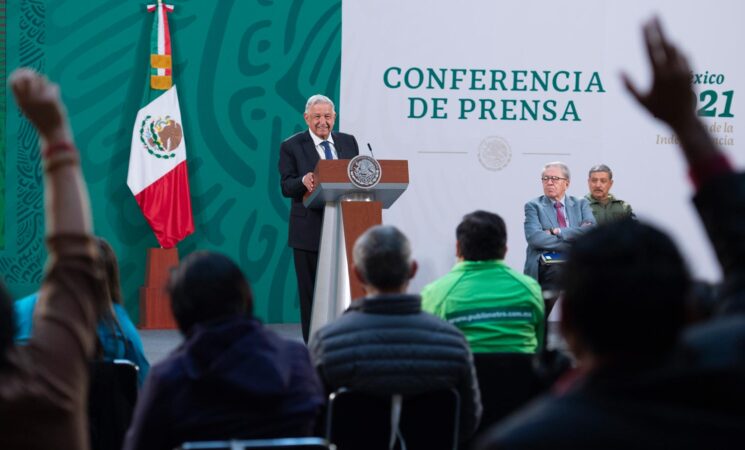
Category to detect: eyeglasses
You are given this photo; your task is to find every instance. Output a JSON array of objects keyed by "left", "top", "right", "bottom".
[{"left": 541, "top": 176, "right": 567, "bottom": 183}]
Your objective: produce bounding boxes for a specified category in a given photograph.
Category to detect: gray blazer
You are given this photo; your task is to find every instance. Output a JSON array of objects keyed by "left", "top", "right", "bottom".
[{"left": 523, "top": 195, "right": 596, "bottom": 280}]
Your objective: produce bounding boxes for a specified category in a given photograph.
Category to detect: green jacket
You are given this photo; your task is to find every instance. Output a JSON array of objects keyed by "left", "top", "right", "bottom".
[
  {"left": 585, "top": 193, "right": 634, "bottom": 224},
  {"left": 421, "top": 260, "right": 544, "bottom": 353}
]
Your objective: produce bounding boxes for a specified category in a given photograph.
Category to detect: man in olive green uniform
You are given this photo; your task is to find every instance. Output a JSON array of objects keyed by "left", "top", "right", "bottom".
[{"left": 585, "top": 164, "right": 635, "bottom": 224}]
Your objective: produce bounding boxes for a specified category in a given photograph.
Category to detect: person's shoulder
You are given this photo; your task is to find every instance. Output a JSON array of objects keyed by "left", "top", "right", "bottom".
[
  {"left": 503, "top": 264, "right": 542, "bottom": 294},
  {"left": 146, "top": 344, "right": 190, "bottom": 385},
  {"left": 313, "top": 310, "right": 361, "bottom": 339},
  {"left": 423, "top": 268, "right": 462, "bottom": 295},
  {"left": 414, "top": 310, "right": 469, "bottom": 341},
  {"left": 681, "top": 314, "right": 745, "bottom": 368},
  {"left": 616, "top": 197, "right": 633, "bottom": 209},
  {"left": 525, "top": 195, "right": 547, "bottom": 207},
  {"left": 569, "top": 195, "right": 593, "bottom": 211},
  {"left": 333, "top": 131, "right": 357, "bottom": 140},
  {"left": 568, "top": 194, "right": 588, "bottom": 204},
  {"left": 277, "top": 331, "right": 313, "bottom": 355},
  {"left": 476, "top": 391, "right": 606, "bottom": 449},
  {"left": 282, "top": 130, "right": 310, "bottom": 145},
  {"left": 112, "top": 303, "right": 137, "bottom": 326}
]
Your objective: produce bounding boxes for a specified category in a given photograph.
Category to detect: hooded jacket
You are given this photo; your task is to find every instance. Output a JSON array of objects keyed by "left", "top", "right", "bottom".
[{"left": 123, "top": 316, "right": 324, "bottom": 450}]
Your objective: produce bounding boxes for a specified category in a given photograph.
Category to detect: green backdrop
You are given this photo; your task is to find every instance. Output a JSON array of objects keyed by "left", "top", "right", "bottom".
[{"left": 1, "top": 0, "right": 343, "bottom": 324}]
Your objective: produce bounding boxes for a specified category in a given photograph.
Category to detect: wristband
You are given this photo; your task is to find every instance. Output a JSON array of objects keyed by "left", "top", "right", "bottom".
[
  {"left": 43, "top": 152, "right": 79, "bottom": 173},
  {"left": 42, "top": 141, "right": 76, "bottom": 159}
]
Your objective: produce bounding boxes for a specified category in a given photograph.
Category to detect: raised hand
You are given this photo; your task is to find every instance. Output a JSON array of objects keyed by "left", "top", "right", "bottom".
[
  {"left": 622, "top": 18, "right": 696, "bottom": 131},
  {"left": 9, "top": 68, "right": 72, "bottom": 146}
]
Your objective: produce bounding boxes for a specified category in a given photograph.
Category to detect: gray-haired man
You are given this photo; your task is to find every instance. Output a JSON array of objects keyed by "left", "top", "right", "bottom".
[
  {"left": 524, "top": 161, "right": 596, "bottom": 287},
  {"left": 310, "top": 225, "right": 482, "bottom": 442},
  {"left": 278, "top": 94, "right": 359, "bottom": 342}
]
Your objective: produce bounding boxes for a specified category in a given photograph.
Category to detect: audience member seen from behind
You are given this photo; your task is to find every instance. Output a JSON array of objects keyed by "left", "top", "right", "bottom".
[
  {"left": 422, "top": 210, "right": 544, "bottom": 354},
  {"left": 0, "top": 68, "right": 106, "bottom": 450},
  {"left": 478, "top": 220, "right": 702, "bottom": 448},
  {"left": 123, "top": 252, "right": 324, "bottom": 450},
  {"left": 310, "top": 225, "right": 482, "bottom": 442},
  {"left": 13, "top": 237, "right": 150, "bottom": 386},
  {"left": 585, "top": 164, "right": 635, "bottom": 224},
  {"left": 623, "top": 18, "right": 745, "bottom": 370}
]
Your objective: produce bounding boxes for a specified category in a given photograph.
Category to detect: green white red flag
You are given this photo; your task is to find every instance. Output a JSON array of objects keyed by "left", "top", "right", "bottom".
[{"left": 128, "top": 0, "right": 194, "bottom": 248}]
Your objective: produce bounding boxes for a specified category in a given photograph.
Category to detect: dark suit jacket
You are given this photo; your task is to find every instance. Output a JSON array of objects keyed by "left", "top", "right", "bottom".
[{"left": 279, "top": 130, "right": 359, "bottom": 251}]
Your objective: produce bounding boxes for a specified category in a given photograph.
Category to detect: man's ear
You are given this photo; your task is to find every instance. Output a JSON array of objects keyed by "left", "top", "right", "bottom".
[
  {"left": 408, "top": 260, "right": 418, "bottom": 280},
  {"left": 353, "top": 264, "right": 366, "bottom": 284},
  {"left": 455, "top": 240, "right": 462, "bottom": 258},
  {"left": 353, "top": 264, "right": 373, "bottom": 295}
]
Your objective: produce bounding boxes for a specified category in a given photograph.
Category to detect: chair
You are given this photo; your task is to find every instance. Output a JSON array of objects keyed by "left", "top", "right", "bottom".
[
  {"left": 472, "top": 353, "right": 543, "bottom": 432},
  {"left": 326, "top": 388, "right": 460, "bottom": 450},
  {"left": 177, "top": 437, "right": 333, "bottom": 449},
  {"left": 88, "top": 359, "right": 139, "bottom": 450}
]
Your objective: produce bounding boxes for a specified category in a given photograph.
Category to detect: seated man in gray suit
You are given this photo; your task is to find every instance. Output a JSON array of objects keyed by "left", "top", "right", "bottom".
[{"left": 524, "top": 161, "right": 595, "bottom": 288}]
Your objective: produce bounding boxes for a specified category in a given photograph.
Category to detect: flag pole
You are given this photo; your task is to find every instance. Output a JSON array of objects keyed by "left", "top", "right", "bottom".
[{"left": 131, "top": 0, "right": 193, "bottom": 329}]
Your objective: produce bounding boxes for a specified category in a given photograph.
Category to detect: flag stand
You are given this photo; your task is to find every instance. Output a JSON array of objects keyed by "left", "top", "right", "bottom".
[{"left": 138, "top": 247, "right": 179, "bottom": 329}]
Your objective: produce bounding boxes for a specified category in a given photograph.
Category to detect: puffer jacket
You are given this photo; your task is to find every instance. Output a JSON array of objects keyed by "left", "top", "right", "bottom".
[{"left": 309, "top": 294, "right": 482, "bottom": 440}]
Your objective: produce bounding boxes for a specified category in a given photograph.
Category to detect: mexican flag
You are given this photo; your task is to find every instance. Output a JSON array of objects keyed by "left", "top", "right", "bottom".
[{"left": 128, "top": 0, "right": 194, "bottom": 248}]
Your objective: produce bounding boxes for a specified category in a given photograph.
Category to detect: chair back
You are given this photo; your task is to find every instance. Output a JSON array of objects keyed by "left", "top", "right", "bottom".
[
  {"left": 177, "top": 437, "right": 333, "bottom": 449},
  {"left": 472, "top": 352, "right": 542, "bottom": 431},
  {"left": 326, "top": 388, "right": 460, "bottom": 450},
  {"left": 88, "top": 359, "right": 139, "bottom": 450}
]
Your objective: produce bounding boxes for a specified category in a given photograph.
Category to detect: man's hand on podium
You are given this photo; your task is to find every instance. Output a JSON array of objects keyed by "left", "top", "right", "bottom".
[{"left": 302, "top": 172, "right": 316, "bottom": 193}]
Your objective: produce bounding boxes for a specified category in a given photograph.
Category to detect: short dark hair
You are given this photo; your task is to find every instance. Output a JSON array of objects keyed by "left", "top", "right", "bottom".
[
  {"left": 561, "top": 220, "right": 690, "bottom": 362},
  {"left": 456, "top": 210, "right": 507, "bottom": 261},
  {"left": 0, "top": 281, "right": 13, "bottom": 369},
  {"left": 167, "top": 251, "right": 253, "bottom": 335},
  {"left": 353, "top": 225, "right": 412, "bottom": 291}
]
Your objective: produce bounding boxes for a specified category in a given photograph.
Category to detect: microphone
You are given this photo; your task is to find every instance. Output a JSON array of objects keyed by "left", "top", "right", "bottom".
[{"left": 367, "top": 143, "right": 375, "bottom": 159}]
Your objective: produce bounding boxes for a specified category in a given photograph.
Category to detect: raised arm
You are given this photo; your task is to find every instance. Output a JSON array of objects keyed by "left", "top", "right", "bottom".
[
  {"left": 11, "top": 69, "right": 92, "bottom": 236},
  {"left": 622, "top": 18, "right": 721, "bottom": 172},
  {"left": 9, "top": 69, "right": 105, "bottom": 424},
  {"left": 623, "top": 19, "right": 745, "bottom": 296}
]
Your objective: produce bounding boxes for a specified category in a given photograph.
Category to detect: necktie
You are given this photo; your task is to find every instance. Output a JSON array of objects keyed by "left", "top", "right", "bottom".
[
  {"left": 555, "top": 202, "right": 567, "bottom": 228},
  {"left": 320, "top": 141, "right": 334, "bottom": 160}
]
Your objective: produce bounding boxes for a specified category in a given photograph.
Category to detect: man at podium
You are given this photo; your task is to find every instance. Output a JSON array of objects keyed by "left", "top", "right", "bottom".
[{"left": 279, "top": 94, "right": 359, "bottom": 342}]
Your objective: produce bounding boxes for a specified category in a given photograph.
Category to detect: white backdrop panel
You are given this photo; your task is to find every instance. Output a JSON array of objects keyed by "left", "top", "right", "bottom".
[{"left": 341, "top": 0, "right": 744, "bottom": 292}]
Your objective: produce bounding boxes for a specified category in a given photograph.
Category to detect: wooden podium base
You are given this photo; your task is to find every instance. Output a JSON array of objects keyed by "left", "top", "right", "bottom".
[{"left": 139, "top": 247, "right": 179, "bottom": 330}]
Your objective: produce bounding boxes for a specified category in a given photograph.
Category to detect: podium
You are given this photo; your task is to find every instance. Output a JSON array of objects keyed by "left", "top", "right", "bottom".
[
  {"left": 305, "top": 158, "right": 408, "bottom": 337},
  {"left": 139, "top": 248, "right": 179, "bottom": 329}
]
